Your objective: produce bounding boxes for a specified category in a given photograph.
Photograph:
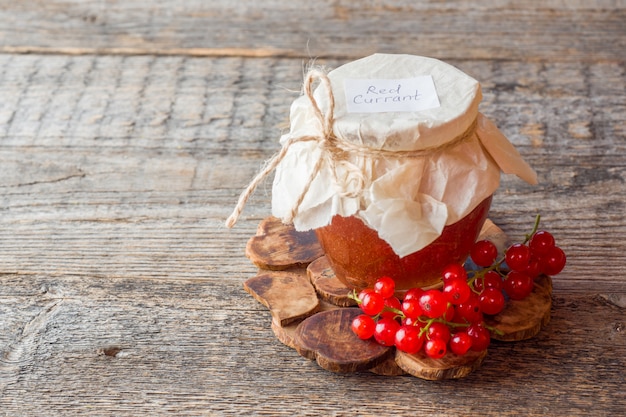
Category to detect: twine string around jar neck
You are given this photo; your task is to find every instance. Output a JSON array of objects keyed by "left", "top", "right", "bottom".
[{"left": 225, "top": 68, "right": 478, "bottom": 228}]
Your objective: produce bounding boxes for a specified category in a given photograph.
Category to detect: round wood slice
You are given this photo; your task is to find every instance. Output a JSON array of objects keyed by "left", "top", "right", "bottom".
[
  {"left": 245, "top": 216, "right": 324, "bottom": 270},
  {"left": 485, "top": 274, "right": 553, "bottom": 341},
  {"left": 271, "top": 300, "right": 341, "bottom": 350},
  {"left": 294, "top": 308, "right": 394, "bottom": 373},
  {"left": 271, "top": 319, "right": 300, "bottom": 350},
  {"left": 307, "top": 256, "right": 356, "bottom": 307},
  {"left": 243, "top": 270, "right": 320, "bottom": 327},
  {"left": 395, "top": 348, "right": 488, "bottom": 380}
]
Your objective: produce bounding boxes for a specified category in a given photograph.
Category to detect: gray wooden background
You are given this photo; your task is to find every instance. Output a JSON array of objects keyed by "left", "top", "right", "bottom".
[{"left": 0, "top": 1, "right": 624, "bottom": 416}]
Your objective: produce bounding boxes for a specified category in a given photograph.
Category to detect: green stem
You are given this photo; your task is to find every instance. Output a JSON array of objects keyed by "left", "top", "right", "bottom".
[
  {"left": 483, "top": 322, "right": 505, "bottom": 336},
  {"left": 523, "top": 214, "right": 541, "bottom": 244},
  {"left": 347, "top": 289, "right": 361, "bottom": 305}
]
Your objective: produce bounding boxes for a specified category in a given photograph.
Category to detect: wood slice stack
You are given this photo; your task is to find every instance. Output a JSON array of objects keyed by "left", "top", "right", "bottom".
[{"left": 243, "top": 216, "right": 553, "bottom": 380}]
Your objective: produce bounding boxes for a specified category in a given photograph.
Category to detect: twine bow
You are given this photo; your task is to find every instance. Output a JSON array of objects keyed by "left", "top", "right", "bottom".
[{"left": 225, "top": 69, "right": 365, "bottom": 228}]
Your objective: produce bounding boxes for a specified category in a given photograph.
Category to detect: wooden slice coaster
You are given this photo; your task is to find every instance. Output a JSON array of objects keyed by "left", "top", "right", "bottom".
[
  {"left": 243, "top": 270, "right": 320, "bottom": 327},
  {"left": 244, "top": 216, "right": 555, "bottom": 380},
  {"left": 307, "top": 256, "right": 356, "bottom": 307},
  {"left": 246, "top": 216, "right": 324, "bottom": 270},
  {"left": 271, "top": 300, "right": 341, "bottom": 350},
  {"left": 485, "top": 274, "right": 553, "bottom": 341},
  {"left": 395, "top": 348, "right": 488, "bottom": 380},
  {"left": 271, "top": 319, "right": 300, "bottom": 350},
  {"left": 294, "top": 308, "right": 394, "bottom": 373}
]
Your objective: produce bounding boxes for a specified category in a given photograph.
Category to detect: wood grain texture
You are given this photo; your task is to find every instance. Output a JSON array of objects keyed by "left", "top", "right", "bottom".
[
  {"left": 0, "top": 1, "right": 624, "bottom": 62},
  {"left": 0, "top": 275, "right": 623, "bottom": 416},
  {"left": 243, "top": 270, "right": 320, "bottom": 326},
  {"left": 395, "top": 348, "right": 488, "bottom": 381},
  {"left": 0, "top": 1, "right": 625, "bottom": 415},
  {"left": 294, "top": 308, "right": 394, "bottom": 373},
  {"left": 246, "top": 217, "right": 324, "bottom": 270}
]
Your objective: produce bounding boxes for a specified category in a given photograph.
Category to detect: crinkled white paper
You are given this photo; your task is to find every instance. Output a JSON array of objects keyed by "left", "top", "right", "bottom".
[{"left": 271, "top": 54, "right": 537, "bottom": 257}]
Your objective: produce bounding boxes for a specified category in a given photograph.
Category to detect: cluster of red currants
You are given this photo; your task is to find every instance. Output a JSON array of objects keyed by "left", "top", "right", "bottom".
[{"left": 350, "top": 221, "right": 566, "bottom": 359}]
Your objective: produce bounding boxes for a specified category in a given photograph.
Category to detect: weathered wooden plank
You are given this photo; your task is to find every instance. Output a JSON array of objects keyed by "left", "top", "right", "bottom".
[
  {"left": 0, "top": 274, "right": 623, "bottom": 416},
  {"left": 0, "top": 1, "right": 624, "bottom": 62}
]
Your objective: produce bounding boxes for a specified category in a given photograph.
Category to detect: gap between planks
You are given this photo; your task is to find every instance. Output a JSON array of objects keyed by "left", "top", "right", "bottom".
[{"left": 2, "top": 46, "right": 623, "bottom": 64}]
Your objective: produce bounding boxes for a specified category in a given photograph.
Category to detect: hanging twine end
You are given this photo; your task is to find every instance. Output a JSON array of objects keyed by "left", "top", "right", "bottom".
[
  {"left": 224, "top": 67, "right": 336, "bottom": 229},
  {"left": 225, "top": 213, "right": 237, "bottom": 228}
]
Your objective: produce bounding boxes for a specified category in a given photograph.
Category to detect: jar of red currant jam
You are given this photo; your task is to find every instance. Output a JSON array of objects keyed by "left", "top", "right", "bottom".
[{"left": 228, "top": 54, "right": 537, "bottom": 291}]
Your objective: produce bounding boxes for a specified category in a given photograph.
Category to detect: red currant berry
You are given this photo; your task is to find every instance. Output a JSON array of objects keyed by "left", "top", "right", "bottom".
[
  {"left": 543, "top": 246, "right": 566, "bottom": 275},
  {"left": 418, "top": 289, "right": 448, "bottom": 319},
  {"left": 360, "top": 291, "right": 385, "bottom": 316},
  {"left": 403, "top": 287, "right": 424, "bottom": 301},
  {"left": 529, "top": 230, "right": 555, "bottom": 255},
  {"left": 380, "top": 296, "right": 402, "bottom": 321},
  {"left": 424, "top": 338, "right": 447, "bottom": 359},
  {"left": 443, "top": 278, "right": 471, "bottom": 305},
  {"left": 471, "top": 240, "right": 498, "bottom": 267},
  {"left": 505, "top": 243, "right": 531, "bottom": 271},
  {"left": 384, "top": 296, "right": 402, "bottom": 311},
  {"left": 524, "top": 253, "right": 545, "bottom": 278},
  {"left": 374, "top": 317, "right": 400, "bottom": 346},
  {"left": 483, "top": 270, "right": 503, "bottom": 290},
  {"left": 402, "top": 316, "right": 418, "bottom": 326},
  {"left": 427, "top": 321, "right": 451, "bottom": 343},
  {"left": 351, "top": 314, "right": 376, "bottom": 340},
  {"left": 442, "top": 263, "right": 468, "bottom": 283},
  {"left": 478, "top": 287, "right": 506, "bottom": 315},
  {"left": 454, "top": 294, "right": 484, "bottom": 324},
  {"left": 449, "top": 331, "right": 473, "bottom": 356},
  {"left": 503, "top": 270, "right": 534, "bottom": 300},
  {"left": 394, "top": 325, "right": 424, "bottom": 354},
  {"left": 358, "top": 288, "right": 374, "bottom": 302},
  {"left": 467, "top": 323, "right": 491, "bottom": 351},
  {"left": 402, "top": 297, "right": 423, "bottom": 319},
  {"left": 374, "top": 276, "right": 396, "bottom": 299}
]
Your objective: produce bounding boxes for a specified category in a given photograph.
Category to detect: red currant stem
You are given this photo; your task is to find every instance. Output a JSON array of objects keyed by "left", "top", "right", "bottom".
[
  {"left": 348, "top": 289, "right": 405, "bottom": 320},
  {"left": 467, "top": 262, "right": 505, "bottom": 293},
  {"left": 483, "top": 322, "right": 505, "bottom": 336},
  {"left": 348, "top": 289, "right": 361, "bottom": 305},
  {"left": 523, "top": 214, "right": 542, "bottom": 244},
  {"left": 417, "top": 318, "right": 435, "bottom": 338},
  {"left": 468, "top": 275, "right": 481, "bottom": 294},
  {"left": 417, "top": 311, "right": 471, "bottom": 339},
  {"left": 379, "top": 306, "right": 404, "bottom": 321},
  {"left": 386, "top": 306, "right": 404, "bottom": 316}
]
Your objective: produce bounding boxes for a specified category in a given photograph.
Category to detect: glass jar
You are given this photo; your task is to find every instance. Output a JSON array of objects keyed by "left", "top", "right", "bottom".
[{"left": 315, "top": 195, "right": 492, "bottom": 291}]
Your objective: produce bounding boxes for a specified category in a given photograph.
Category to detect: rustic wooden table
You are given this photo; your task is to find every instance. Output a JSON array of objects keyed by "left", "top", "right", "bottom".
[{"left": 0, "top": 1, "right": 624, "bottom": 416}]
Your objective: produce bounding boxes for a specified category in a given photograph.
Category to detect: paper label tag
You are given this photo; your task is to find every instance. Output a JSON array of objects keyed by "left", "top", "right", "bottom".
[{"left": 344, "top": 76, "right": 440, "bottom": 113}]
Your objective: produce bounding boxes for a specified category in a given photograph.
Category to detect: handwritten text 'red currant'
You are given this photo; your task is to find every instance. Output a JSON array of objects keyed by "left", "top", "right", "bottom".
[
  {"left": 352, "top": 84, "right": 422, "bottom": 105},
  {"left": 344, "top": 76, "right": 440, "bottom": 113}
]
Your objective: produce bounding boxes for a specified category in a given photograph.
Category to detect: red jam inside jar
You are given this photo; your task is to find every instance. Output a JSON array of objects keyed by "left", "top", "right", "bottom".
[{"left": 315, "top": 195, "right": 492, "bottom": 291}]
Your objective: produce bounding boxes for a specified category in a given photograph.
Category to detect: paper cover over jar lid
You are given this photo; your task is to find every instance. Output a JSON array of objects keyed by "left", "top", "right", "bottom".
[{"left": 312, "top": 53, "right": 482, "bottom": 152}]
